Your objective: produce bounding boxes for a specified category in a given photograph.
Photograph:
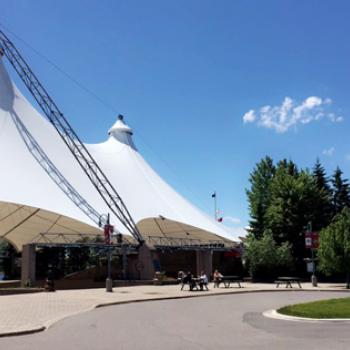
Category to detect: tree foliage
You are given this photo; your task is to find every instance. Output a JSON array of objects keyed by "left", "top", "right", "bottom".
[
  {"left": 244, "top": 231, "right": 293, "bottom": 281},
  {"left": 318, "top": 208, "right": 350, "bottom": 288},
  {"left": 246, "top": 156, "right": 275, "bottom": 239},
  {"left": 246, "top": 157, "right": 347, "bottom": 276},
  {"left": 312, "top": 159, "right": 333, "bottom": 229},
  {"left": 266, "top": 167, "right": 329, "bottom": 269},
  {"left": 332, "top": 167, "right": 350, "bottom": 216}
]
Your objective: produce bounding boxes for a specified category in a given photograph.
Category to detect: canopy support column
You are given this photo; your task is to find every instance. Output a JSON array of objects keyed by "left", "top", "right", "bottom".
[
  {"left": 21, "top": 244, "right": 36, "bottom": 287},
  {"left": 137, "top": 245, "right": 156, "bottom": 280},
  {"left": 196, "top": 250, "right": 212, "bottom": 277}
]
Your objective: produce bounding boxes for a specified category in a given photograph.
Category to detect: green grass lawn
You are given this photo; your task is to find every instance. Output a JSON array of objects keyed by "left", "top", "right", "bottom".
[{"left": 278, "top": 297, "right": 350, "bottom": 319}]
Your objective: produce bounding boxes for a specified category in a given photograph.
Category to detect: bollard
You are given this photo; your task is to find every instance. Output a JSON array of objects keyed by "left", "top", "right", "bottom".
[{"left": 106, "top": 277, "right": 113, "bottom": 292}]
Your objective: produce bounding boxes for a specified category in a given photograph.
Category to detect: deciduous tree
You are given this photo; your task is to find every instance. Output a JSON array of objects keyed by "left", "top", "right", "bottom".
[
  {"left": 318, "top": 208, "right": 350, "bottom": 289},
  {"left": 244, "top": 230, "right": 293, "bottom": 281}
]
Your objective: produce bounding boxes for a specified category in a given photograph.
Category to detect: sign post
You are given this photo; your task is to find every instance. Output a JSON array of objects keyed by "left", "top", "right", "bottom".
[{"left": 305, "top": 222, "right": 318, "bottom": 287}]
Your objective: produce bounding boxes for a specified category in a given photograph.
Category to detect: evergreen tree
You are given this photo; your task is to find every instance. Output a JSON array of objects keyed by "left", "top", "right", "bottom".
[
  {"left": 331, "top": 167, "right": 350, "bottom": 215},
  {"left": 312, "top": 159, "right": 333, "bottom": 230},
  {"left": 246, "top": 156, "right": 275, "bottom": 239},
  {"left": 277, "top": 159, "right": 299, "bottom": 177},
  {"left": 313, "top": 159, "right": 331, "bottom": 193}
]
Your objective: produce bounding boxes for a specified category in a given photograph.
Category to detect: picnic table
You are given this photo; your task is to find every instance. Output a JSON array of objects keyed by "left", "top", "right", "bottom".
[
  {"left": 215, "top": 275, "right": 242, "bottom": 288},
  {"left": 275, "top": 277, "right": 302, "bottom": 288},
  {"left": 180, "top": 277, "right": 209, "bottom": 291}
]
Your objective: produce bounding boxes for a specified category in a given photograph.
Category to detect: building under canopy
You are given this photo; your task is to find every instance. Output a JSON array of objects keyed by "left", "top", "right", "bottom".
[{"left": 0, "top": 58, "right": 238, "bottom": 254}]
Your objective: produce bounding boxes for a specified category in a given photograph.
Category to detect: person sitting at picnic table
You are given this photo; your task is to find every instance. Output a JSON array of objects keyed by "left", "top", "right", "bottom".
[
  {"left": 183, "top": 271, "right": 196, "bottom": 291},
  {"left": 177, "top": 270, "right": 185, "bottom": 282},
  {"left": 213, "top": 269, "right": 223, "bottom": 287},
  {"left": 199, "top": 271, "right": 209, "bottom": 291}
]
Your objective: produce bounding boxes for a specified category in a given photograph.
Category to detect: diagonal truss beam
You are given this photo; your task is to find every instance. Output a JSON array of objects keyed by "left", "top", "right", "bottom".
[
  {"left": 0, "top": 30, "right": 144, "bottom": 244},
  {"left": 10, "top": 109, "right": 103, "bottom": 228}
]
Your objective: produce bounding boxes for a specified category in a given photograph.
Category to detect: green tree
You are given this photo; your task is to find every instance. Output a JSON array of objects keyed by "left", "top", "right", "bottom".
[
  {"left": 312, "top": 159, "right": 333, "bottom": 230},
  {"left": 318, "top": 208, "right": 350, "bottom": 289},
  {"left": 313, "top": 159, "right": 331, "bottom": 193},
  {"left": 244, "top": 231, "right": 293, "bottom": 281},
  {"left": 277, "top": 158, "right": 299, "bottom": 177},
  {"left": 266, "top": 167, "right": 321, "bottom": 270},
  {"left": 331, "top": 167, "right": 350, "bottom": 215},
  {"left": 246, "top": 156, "right": 275, "bottom": 239}
]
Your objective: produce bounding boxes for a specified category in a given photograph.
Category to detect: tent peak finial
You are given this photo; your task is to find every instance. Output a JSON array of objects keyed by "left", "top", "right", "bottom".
[{"left": 108, "top": 115, "right": 133, "bottom": 139}]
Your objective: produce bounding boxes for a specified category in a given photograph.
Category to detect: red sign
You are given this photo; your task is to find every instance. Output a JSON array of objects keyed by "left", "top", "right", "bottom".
[
  {"left": 104, "top": 224, "right": 114, "bottom": 244},
  {"left": 305, "top": 232, "right": 319, "bottom": 249},
  {"left": 224, "top": 251, "right": 241, "bottom": 258}
]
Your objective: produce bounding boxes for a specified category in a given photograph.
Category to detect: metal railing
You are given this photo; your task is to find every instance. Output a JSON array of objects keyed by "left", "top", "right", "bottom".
[{"left": 147, "top": 236, "right": 237, "bottom": 250}]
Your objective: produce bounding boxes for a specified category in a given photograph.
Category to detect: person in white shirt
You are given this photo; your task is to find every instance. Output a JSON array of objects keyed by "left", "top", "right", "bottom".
[{"left": 199, "top": 271, "right": 209, "bottom": 291}]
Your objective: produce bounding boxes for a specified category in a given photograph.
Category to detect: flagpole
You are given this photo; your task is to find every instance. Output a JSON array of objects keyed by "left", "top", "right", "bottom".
[{"left": 213, "top": 191, "right": 217, "bottom": 220}]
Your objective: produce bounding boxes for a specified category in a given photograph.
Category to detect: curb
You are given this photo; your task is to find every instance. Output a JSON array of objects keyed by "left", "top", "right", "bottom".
[
  {"left": 0, "top": 326, "right": 45, "bottom": 338},
  {"left": 263, "top": 309, "right": 350, "bottom": 323},
  {"left": 3, "top": 287, "right": 350, "bottom": 337}
]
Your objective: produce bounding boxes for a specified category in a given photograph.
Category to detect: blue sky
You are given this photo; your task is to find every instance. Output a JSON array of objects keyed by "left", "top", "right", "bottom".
[{"left": 2, "top": 0, "right": 349, "bottom": 236}]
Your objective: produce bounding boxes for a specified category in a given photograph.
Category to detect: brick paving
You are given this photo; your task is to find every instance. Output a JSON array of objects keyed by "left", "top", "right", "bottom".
[{"left": 0, "top": 282, "right": 348, "bottom": 336}]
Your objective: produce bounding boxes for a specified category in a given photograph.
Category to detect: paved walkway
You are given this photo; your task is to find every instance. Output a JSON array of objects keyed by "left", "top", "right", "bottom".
[
  {"left": 0, "top": 282, "right": 349, "bottom": 337},
  {"left": 1, "top": 291, "right": 350, "bottom": 350}
]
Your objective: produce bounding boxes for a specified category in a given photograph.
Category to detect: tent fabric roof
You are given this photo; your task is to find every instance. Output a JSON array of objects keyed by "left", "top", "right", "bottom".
[
  {"left": 0, "top": 201, "right": 102, "bottom": 251},
  {"left": 0, "top": 200, "right": 236, "bottom": 252},
  {"left": 138, "top": 218, "right": 237, "bottom": 249},
  {"left": 0, "top": 59, "right": 238, "bottom": 248}
]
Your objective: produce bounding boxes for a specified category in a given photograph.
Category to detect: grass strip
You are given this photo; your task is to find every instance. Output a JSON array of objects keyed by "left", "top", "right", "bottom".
[{"left": 278, "top": 297, "right": 350, "bottom": 319}]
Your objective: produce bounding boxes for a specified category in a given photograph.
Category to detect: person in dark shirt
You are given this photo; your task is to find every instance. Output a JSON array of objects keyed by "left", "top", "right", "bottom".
[{"left": 183, "top": 271, "right": 196, "bottom": 290}]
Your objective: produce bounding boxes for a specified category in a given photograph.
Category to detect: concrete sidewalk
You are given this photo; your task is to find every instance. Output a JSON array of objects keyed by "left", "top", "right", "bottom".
[{"left": 0, "top": 282, "right": 348, "bottom": 337}]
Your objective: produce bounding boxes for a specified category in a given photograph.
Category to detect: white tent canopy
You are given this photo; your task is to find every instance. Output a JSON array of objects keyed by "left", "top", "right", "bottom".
[{"left": 0, "top": 59, "right": 237, "bottom": 248}]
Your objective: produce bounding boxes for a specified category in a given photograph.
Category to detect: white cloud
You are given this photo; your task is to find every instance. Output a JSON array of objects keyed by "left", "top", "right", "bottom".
[
  {"left": 223, "top": 216, "right": 241, "bottom": 225},
  {"left": 243, "top": 109, "right": 256, "bottom": 123},
  {"left": 328, "top": 113, "right": 343, "bottom": 123},
  {"left": 322, "top": 147, "right": 335, "bottom": 156},
  {"left": 242, "top": 96, "right": 343, "bottom": 133}
]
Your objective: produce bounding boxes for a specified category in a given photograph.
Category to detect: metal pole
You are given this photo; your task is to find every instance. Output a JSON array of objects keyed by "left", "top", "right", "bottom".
[
  {"left": 106, "top": 213, "right": 113, "bottom": 292},
  {"left": 213, "top": 192, "right": 217, "bottom": 220},
  {"left": 308, "top": 221, "right": 318, "bottom": 287},
  {"left": 122, "top": 245, "right": 128, "bottom": 280}
]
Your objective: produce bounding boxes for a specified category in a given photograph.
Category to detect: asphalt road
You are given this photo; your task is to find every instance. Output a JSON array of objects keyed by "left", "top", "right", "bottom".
[{"left": 1, "top": 291, "right": 350, "bottom": 350}]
